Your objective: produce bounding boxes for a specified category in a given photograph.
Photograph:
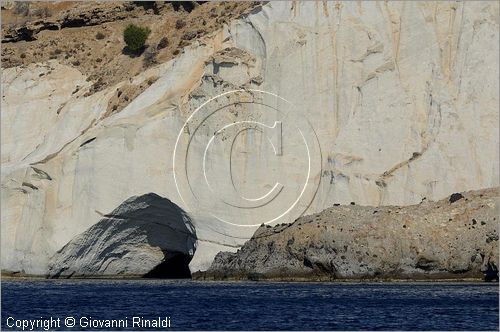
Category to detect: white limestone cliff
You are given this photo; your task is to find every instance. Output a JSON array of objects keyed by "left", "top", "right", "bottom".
[{"left": 1, "top": 1, "right": 498, "bottom": 275}]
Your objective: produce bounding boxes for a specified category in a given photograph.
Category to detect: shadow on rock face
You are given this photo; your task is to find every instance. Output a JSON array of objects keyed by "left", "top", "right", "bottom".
[
  {"left": 48, "top": 193, "right": 196, "bottom": 279},
  {"left": 144, "top": 253, "right": 192, "bottom": 278}
]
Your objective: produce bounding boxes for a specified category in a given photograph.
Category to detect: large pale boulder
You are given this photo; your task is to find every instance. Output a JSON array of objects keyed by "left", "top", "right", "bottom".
[
  {"left": 47, "top": 193, "right": 196, "bottom": 278},
  {"left": 1, "top": 1, "right": 498, "bottom": 275}
]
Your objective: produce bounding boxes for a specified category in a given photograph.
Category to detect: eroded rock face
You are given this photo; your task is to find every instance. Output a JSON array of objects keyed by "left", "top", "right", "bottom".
[
  {"left": 47, "top": 193, "right": 196, "bottom": 278},
  {"left": 197, "top": 188, "right": 499, "bottom": 281},
  {"left": 1, "top": 2, "right": 499, "bottom": 275}
]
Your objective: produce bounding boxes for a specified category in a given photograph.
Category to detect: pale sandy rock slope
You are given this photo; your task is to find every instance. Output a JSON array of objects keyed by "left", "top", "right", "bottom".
[{"left": 1, "top": 2, "right": 498, "bottom": 275}]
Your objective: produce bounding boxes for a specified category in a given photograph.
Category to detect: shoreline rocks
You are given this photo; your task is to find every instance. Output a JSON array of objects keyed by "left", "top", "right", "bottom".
[{"left": 195, "top": 188, "right": 499, "bottom": 282}]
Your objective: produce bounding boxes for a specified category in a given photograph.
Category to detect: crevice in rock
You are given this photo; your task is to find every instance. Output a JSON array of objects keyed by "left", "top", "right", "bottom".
[
  {"left": 79, "top": 137, "right": 96, "bottom": 148},
  {"left": 31, "top": 166, "right": 52, "bottom": 180},
  {"left": 21, "top": 182, "right": 38, "bottom": 190}
]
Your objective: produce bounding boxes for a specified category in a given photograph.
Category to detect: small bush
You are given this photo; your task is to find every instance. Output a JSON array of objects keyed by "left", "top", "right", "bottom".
[
  {"left": 157, "top": 37, "right": 168, "bottom": 49},
  {"left": 123, "top": 24, "right": 151, "bottom": 53},
  {"left": 182, "top": 31, "right": 196, "bottom": 41},
  {"left": 95, "top": 32, "right": 105, "bottom": 40},
  {"left": 175, "top": 19, "right": 186, "bottom": 29}
]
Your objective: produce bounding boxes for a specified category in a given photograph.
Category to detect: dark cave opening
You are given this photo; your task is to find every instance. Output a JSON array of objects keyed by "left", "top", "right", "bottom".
[{"left": 143, "top": 253, "right": 192, "bottom": 279}]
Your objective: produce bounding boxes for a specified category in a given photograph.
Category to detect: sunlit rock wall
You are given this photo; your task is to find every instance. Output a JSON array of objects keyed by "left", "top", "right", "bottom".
[{"left": 1, "top": 1, "right": 498, "bottom": 275}]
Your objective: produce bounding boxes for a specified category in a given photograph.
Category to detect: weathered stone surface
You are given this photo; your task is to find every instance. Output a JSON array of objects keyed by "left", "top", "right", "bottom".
[
  {"left": 47, "top": 193, "right": 196, "bottom": 278},
  {"left": 1, "top": 2, "right": 498, "bottom": 275},
  {"left": 196, "top": 188, "right": 499, "bottom": 281}
]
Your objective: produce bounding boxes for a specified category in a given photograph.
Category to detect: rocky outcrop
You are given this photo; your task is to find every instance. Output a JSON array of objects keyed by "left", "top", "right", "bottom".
[
  {"left": 1, "top": 0, "right": 209, "bottom": 42},
  {"left": 1, "top": 2, "right": 191, "bottom": 43},
  {"left": 1, "top": 2, "right": 258, "bottom": 92},
  {"left": 2, "top": 3, "right": 129, "bottom": 43},
  {"left": 1, "top": 2, "right": 499, "bottom": 275},
  {"left": 47, "top": 193, "right": 196, "bottom": 278},
  {"left": 196, "top": 188, "right": 499, "bottom": 281}
]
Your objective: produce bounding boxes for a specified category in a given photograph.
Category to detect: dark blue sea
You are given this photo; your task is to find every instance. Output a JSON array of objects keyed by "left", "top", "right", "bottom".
[{"left": 1, "top": 280, "right": 498, "bottom": 330}]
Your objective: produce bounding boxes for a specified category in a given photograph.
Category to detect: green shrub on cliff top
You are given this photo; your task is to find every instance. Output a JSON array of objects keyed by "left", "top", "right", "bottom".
[{"left": 123, "top": 24, "right": 151, "bottom": 53}]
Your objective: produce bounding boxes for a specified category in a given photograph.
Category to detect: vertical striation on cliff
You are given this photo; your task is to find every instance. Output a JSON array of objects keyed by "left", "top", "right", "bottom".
[{"left": 1, "top": 1, "right": 498, "bottom": 275}]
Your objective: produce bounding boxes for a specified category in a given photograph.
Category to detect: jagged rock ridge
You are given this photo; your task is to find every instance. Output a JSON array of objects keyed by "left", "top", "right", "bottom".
[{"left": 197, "top": 189, "right": 499, "bottom": 281}]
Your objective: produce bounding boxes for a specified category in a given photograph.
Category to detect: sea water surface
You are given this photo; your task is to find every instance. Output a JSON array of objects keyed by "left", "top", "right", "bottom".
[{"left": 1, "top": 280, "right": 498, "bottom": 330}]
